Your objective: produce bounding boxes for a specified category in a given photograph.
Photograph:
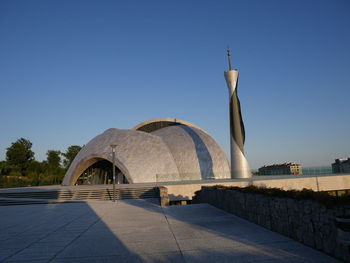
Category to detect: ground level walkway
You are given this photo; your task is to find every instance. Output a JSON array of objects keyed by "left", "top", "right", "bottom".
[{"left": 0, "top": 199, "right": 339, "bottom": 262}]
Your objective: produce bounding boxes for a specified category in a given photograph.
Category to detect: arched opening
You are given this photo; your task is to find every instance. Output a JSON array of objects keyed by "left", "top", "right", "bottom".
[
  {"left": 76, "top": 159, "right": 129, "bottom": 185},
  {"left": 132, "top": 118, "right": 209, "bottom": 135}
]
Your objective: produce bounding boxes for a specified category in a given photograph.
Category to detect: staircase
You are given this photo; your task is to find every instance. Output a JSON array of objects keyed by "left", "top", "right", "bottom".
[{"left": 0, "top": 186, "right": 160, "bottom": 206}]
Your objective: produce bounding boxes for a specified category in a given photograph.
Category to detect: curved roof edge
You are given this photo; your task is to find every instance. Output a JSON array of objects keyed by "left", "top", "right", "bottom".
[
  {"left": 132, "top": 118, "right": 209, "bottom": 135},
  {"left": 62, "top": 153, "right": 132, "bottom": 186}
]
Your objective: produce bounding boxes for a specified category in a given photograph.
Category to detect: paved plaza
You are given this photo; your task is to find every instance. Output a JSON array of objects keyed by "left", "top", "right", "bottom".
[{"left": 0, "top": 199, "right": 340, "bottom": 262}]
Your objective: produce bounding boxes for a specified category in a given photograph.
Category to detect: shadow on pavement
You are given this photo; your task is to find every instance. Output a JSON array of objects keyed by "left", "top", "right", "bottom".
[
  {"left": 0, "top": 198, "right": 340, "bottom": 263},
  {"left": 0, "top": 201, "right": 142, "bottom": 262},
  {"left": 126, "top": 198, "right": 340, "bottom": 263}
]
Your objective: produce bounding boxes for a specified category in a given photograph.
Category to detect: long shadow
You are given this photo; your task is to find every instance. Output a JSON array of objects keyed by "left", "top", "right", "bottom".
[
  {"left": 0, "top": 201, "right": 143, "bottom": 262},
  {"left": 178, "top": 125, "right": 214, "bottom": 180},
  {"left": 124, "top": 198, "right": 339, "bottom": 263},
  {"left": 0, "top": 196, "right": 338, "bottom": 263}
]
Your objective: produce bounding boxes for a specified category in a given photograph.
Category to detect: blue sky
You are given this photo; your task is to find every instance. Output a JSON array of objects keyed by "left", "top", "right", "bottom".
[{"left": 0, "top": 0, "right": 349, "bottom": 169}]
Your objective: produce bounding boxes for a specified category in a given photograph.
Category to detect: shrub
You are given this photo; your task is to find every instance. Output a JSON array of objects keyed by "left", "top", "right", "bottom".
[{"left": 207, "top": 185, "right": 350, "bottom": 208}]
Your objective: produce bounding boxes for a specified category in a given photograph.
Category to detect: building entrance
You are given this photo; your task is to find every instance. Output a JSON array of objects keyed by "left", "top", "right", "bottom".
[{"left": 76, "top": 160, "right": 127, "bottom": 185}]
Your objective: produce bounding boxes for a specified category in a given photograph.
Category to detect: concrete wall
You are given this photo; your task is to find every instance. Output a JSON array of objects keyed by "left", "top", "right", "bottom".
[
  {"left": 165, "top": 174, "right": 350, "bottom": 201},
  {"left": 194, "top": 186, "right": 350, "bottom": 262}
]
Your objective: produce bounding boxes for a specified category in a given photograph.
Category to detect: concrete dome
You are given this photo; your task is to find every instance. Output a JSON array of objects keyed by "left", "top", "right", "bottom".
[
  {"left": 152, "top": 125, "right": 230, "bottom": 180},
  {"left": 133, "top": 117, "right": 208, "bottom": 134},
  {"left": 62, "top": 128, "right": 179, "bottom": 185},
  {"left": 62, "top": 119, "right": 230, "bottom": 185}
]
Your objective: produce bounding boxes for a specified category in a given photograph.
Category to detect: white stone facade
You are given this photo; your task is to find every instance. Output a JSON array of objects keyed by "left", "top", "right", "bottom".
[{"left": 62, "top": 119, "right": 230, "bottom": 185}]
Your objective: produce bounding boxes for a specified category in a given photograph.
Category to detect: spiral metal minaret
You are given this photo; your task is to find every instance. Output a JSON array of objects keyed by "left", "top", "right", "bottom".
[{"left": 224, "top": 48, "right": 251, "bottom": 178}]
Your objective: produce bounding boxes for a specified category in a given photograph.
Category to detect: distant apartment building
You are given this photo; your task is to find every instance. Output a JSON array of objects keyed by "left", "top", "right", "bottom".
[
  {"left": 332, "top": 158, "right": 350, "bottom": 173},
  {"left": 258, "top": 163, "right": 302, "bottom": 175}
]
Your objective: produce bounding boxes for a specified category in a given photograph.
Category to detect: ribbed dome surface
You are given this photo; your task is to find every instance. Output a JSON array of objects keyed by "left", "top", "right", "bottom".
[
  {"left": 62, "top": 120, "right": 230, "bottom": 185},
  {"left": 152, "top": 125, "right": 230, "bottom": 180},
  {"left": 62, "top": 128, "right": 179, "bottom": 185}
]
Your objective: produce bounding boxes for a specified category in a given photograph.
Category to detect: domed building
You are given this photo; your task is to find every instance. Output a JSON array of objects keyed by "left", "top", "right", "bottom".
[{"left": 62, "top": 118, "right": 230, "bottom": 185}]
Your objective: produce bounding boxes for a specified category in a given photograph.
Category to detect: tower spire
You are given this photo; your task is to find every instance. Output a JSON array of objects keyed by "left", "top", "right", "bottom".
[
  {"left": 224, "top": 49, "right": 251, "bottom": 179},
  {"left": 227, "top": 46, "right": 232, "bottom": 71}
]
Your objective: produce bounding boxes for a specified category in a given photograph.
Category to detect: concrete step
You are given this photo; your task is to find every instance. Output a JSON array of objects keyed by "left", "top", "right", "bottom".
[
  {"left": 0, "top": 186, "right": 159, "bottom": 203},
  {"left": 0, "top": 198, "right": 81, "bottom": 206}
]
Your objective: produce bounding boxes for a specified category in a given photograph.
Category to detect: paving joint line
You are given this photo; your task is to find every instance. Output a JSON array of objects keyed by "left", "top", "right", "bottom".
[
  {"left": 47, "top": 200, "right": 116, "bottom": 262},
  {"left": 1, "top": 203, "right": 95, "bottom": 262},
  {"left": 160, "top": 206, "right": 186, "bottom": 263},
  {"left": 0, "top": 206, "right": 78, "bottom": 262}
]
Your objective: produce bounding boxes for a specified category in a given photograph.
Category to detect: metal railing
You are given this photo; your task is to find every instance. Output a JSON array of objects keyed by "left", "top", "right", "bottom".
[{"left": 155, "top": 172, "right": 231, "bottom": 183}]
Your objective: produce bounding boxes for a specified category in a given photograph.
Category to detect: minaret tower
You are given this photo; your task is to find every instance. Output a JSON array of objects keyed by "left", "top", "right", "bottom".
[{"left": 224, "top": 48, "right": 251, "bottom": 178}]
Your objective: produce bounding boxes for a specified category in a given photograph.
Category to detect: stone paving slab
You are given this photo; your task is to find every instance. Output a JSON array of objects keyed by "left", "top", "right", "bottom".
[{"left": 0, "top": 198, "right": 340, "bottom": 262}]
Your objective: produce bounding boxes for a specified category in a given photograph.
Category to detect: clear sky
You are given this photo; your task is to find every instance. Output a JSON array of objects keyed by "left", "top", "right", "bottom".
[{"left": 0, "top": 0, "right": 349, "bottom": 169}]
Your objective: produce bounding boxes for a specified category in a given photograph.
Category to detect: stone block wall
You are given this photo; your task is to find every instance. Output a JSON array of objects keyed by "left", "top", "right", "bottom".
[
  {"left": 193, "top": 186, "right": 350, "bottom": 262},
  {"left": 159, "top": 186, "right": 169, "bottom": 206}
]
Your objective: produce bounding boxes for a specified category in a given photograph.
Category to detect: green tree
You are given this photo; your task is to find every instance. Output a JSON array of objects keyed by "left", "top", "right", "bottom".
[
  {"left": 47, "top": 150, "right": 61, "bottom": 170},
  {"left": 0, "top": 161, "right": 11, "bottom": 176},
  {"left": 27, "top": 160, "right": 47, "bottom": 186},
  {"left": 28, "top": 160, "right": 46, "bottom": 175},
  {"left": 6, "top": 138, "right": 34, "bottom": 176},
  {"left": 46, "top": 150, "right": 65, "bottom": 184},
  {"left": 62, "top": 145, "right": 82, "bottom": 169}
]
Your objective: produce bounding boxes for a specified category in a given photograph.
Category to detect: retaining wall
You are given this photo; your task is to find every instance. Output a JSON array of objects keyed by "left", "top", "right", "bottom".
[
  {"left": 194, "top": 186, "right": 350, "bottom": 262},
  {"left": 165, "top": 174, "right": 350, "bottom": 201}
]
